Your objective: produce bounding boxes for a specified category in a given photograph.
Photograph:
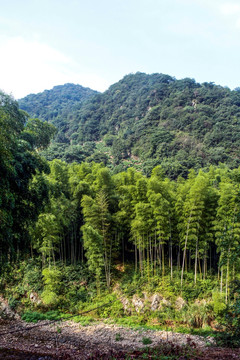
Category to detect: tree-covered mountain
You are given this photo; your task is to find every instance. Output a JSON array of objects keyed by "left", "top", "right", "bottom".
[
  {"left": 3, "top": 88, "right": 240, "bottom": 343},
  {"left": 19, "top": 73, "right": 240, "bottom": 178},
  {"left": 18, "top": 83, "right": 98, "bottom": 143}
]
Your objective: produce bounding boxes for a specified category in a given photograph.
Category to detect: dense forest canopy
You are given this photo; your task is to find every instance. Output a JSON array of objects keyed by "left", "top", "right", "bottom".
[
  {"left": 2, "top": 75, "right": 240, "bottom": 345},
  {"left": 19, "top": 83, "right": 98, "bottom": 145},
  {"left": 1, "top": 89, "right": 240, "bottom": 300},
  {"left": 18, "top": 73, "right": 240, "bottom": 179},
  {"left": 0, "top": 91, "right": 56, "bottom": 263}
]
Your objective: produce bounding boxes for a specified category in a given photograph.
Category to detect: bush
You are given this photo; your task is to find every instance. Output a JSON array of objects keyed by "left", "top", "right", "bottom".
[
  {"left": 142, "top": 337, "right": 153, "bottom": 345},
  {"left": 41, "top": 267, "right": 62, "bottom": 306},
  {"left": 212, "top": 291, "right": 226, "bottom": 317},
  {"left": 41, "top": 290, "right": 59, "bottom": 306},
  {"left": 181, "top": 303, "right": 213, "bottom": 328},
  {"left": 217, "top": 299, "right": 240, "bottom": 347},
  {"left": 8, "top": 296, "right": 19, "bottom": 310}
]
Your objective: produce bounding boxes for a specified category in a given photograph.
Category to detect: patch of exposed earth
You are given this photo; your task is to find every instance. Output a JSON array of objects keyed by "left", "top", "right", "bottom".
[{"left": 0, "top": 318, "right": 239, "bottom": 359}]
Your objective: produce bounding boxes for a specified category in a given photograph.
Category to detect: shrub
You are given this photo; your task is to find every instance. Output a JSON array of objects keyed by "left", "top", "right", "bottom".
[
  {"left": 217, "top": 299, "right": 240, "bottom": 347},
  {"left": 41, "top": 290, "right": 59, "bottom": 306},
  {"left": 115, "top": 333, "right": 122, "bottom": 341},
  {"left": 41, "top": 267, "right": 62, "bottom": 306},
  {"left": 8, "top": 296, "right": 19, "bottom": 310},
  {"left": 181, "top": 303, "right": 213, "bottom": 328},
  {"left": 142, "top": 337, "right": 153, "bottom": 345},
  {"left": 212, "top": 291, "right": 226, "bottom": 317}
]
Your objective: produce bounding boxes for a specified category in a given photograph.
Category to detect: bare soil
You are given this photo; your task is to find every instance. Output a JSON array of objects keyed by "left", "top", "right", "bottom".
[{"left": 0, "top": 318, "right": 240, "bottom": 359}]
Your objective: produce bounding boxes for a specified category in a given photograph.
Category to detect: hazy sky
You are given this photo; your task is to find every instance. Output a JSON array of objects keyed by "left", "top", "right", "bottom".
[{"left": 0, "top": 0, "right": 240, "bottom": 98}]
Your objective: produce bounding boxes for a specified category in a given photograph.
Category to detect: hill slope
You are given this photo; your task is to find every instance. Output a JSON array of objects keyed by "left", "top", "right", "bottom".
[
  {"left": 18, "top": 83, "right": 99, "bottom": 143},
  {"left": 19, "top": 73, "right": 240, "bottom": 178}
]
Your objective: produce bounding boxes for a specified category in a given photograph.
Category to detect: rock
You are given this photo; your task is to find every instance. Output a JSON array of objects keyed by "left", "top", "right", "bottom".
[
  {"left": 194, "top": 299, "right": 207, "bottom": 306},
  {"left": 0, "top": 296, "right": 20, "bottom": 320},
  {"left": 29, "top": 292, "right": 41, "bottom": 305},
  {"left": 120, "top": 297, "right": 132, "bottom": 315},
  {"left": 175, "top": 297, "right": 187, "bottom": 310},
  {"left": 132, "top": 295, "right": 144, "bottom": 313},
  {"left": 150, "top": 294, "right": 163, "bottom": 311}
]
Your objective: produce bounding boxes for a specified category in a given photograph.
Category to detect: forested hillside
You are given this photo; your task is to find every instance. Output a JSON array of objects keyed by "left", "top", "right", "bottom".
[
  {"left": 18, "top": 83, "right": 98, "bottom": 144},
  {"left": 19, "top": 73, "right": 240, "bottom": 178},
  {"left": 1, "top": 78, "right": 240, "bottom": 349}
]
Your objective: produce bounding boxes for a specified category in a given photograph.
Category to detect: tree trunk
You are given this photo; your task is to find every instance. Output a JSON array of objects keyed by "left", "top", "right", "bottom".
[
  {"left": 220, "top": 267, "right": 223, "bottom": 294},
  {"left": 194, "top": 238, "right": 198, "bottom": 284},
  {"left": 181, "top": 209, "right": 193, "bottom": 288}
]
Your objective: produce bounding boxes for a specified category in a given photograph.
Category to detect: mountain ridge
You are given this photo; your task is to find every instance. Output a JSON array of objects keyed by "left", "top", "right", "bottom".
[{"left": 18, "top": 72, "right": 240, "bottom": 178}]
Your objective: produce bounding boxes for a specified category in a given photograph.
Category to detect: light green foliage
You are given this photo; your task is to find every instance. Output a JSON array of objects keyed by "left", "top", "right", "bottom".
[
  {"left": 31, "top": 213, "right": 60, "bottom": 265},
  {"left": 41, "top": 267, "right": 62, "bottom": 306},
  {"left": 82, "top": 224, "right": 104, "bottom": 290},
  {"left": 181, "top": 303, "right": 213, "bottom": 328},
  {"left": 212, "top": 291, "right": 227, "bottom": 316},
  {"left": 41, "top": 290, "right": 58, "bottom": 306}
]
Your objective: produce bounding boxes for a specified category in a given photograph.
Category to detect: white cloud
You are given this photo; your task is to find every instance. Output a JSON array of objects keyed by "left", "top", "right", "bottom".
[
  {"left": 0, "top": 36, "right": 108, "bottom": 98},
  {"left": 219, "top": 3, "right": 240, "bottom": 29},
  {"left": 220, "top": 3, "right": 240, "bottom": 15}
]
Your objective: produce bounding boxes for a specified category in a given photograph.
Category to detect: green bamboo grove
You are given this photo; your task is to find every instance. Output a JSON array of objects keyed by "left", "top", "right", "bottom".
[
  {"left": 1, "top": 89, "right": 240, "bottom": 303},
  {"left": 26, "top": 160, "right": 240, "bottom": 300}
]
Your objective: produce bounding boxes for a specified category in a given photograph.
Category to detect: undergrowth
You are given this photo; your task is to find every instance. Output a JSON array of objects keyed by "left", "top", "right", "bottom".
[{"left": 3, "top": 260, "right": 239, "bottom": 346}]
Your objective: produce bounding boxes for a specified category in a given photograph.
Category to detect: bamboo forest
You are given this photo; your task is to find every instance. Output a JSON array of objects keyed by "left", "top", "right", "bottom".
[{"left": 2, "top": 75, "right": 240, "bottom": 358}]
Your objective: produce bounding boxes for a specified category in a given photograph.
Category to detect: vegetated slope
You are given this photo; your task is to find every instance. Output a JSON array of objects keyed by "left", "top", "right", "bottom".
[
  {"left": 19, "top": 73, "right": 240, "bottom": 178},
  {"left": 18, "top": 83, "right": 99, "bottom": 143}
]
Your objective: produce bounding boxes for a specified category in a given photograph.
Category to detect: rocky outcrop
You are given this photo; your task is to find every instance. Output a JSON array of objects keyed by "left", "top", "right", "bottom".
[
  {"left": 132, "top": 295, "right": 144, "bottom": 313},
  {"left": 117, "top": 291, "right": 173, "bottom": 313},
  {"left": 120, "top": 296, "right": 132, "bottom": 315},
  {"left": 29, "top": 292, "right": 41, "bottom": 305},
  {"left": 150, "top": 294, "right": 163, "bottom": 311},
  {"left": 0, "top": 296, "right": 20, "bottom": 320},
  {"left": 115, "top": 286, "right": 189, "bottom": 314},
  {"left": 175, "top": 297, "right": 187, "bottom": 310}
]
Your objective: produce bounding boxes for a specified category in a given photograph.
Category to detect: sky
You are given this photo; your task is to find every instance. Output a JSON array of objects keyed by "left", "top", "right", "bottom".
[{"left": 0, "top": 0, "right": 240, "bottom": 99}]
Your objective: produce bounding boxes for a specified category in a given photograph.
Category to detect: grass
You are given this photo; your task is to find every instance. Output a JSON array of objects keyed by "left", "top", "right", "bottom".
[
  {"left": 142, "top": 337, "right": 153, "bottom": 345},
  {"left": 21, "top": 310, "right": 62, "bottom": 323},
  {"left": 102, "top": 316, "right": 216, "bottom": 338},
  {"left": 21, "top": 309, "right": 215, "bottom": 340},
  {"left": 21, "top": 310, "right": 95, "bottom": 326},
  {"left": 115, "top": 333, "right": 122, "bottom": 341}
]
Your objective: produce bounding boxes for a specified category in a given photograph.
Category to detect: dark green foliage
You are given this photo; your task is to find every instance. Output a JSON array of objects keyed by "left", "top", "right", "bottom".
[
  {"left": 216, "top": 281, "right": 240, "bottom": 347},
  {"left": 21, "top": 310, "right": 61, "bottom": 323},
  {"left": 18, "top": 83, "right": 98, "bottom": 155},
  {"left": 18, "top": 73, "right": 240, "bottom": 178},
  {"left": 3, "top": 83, "right": 240, "bottom": 345},
  {"left": 142, "top": 337, "right": 153, "bottom": 345},
  {"left": 18, "top": 83, "right": 98, "bottom": 128},
  {"left": 0, "top": 91, "right": 54, "bottom": 263},
  {"left": 222, "top": 300, "right": 240, "bottom": 346}
]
